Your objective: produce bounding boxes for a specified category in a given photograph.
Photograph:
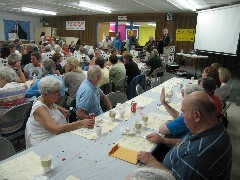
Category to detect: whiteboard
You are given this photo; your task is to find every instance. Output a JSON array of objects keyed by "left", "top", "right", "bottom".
[{"left": 194, "top": 4, "right": 240, "bottom": 54}]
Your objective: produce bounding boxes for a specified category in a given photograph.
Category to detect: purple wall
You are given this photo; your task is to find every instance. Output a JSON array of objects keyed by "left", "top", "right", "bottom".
[{"left": 109, "top": 24, "right": 125, "bottom": 41}]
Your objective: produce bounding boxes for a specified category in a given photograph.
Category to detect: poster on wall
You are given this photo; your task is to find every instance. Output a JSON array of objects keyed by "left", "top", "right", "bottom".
[
  {"left": 126, "top": 29, "right": 138, "bottom": 39},
  {"left": 176, "top": 28, "right": 195, "bottom": 42},
  {"left": 66, "top": 21, "right": 85, "bottom": 30}
]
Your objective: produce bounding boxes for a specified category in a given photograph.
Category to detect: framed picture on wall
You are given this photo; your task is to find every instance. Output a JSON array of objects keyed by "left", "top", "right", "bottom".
[{"left": 126, "top": 29, "right": 138, "bottom": 39}]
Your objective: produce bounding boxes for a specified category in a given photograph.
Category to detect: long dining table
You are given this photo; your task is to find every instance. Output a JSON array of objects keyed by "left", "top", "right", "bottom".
[{"left": 0, "top": 77, "right": 193, "bottom": 180}]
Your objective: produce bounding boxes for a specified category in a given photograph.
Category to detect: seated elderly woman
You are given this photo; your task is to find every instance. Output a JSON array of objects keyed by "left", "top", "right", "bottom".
[
  {"left": 63, "top": 57, "right": 86, "bottom": 99},
  {"left": 0, "top": 67, "right": 26, "bottom": 116},
  {"left": 218, "top": 67, "right": 231, "bottom": 102},
  {"left": 198, "top": 77, "right": 222, "bottom": 117},
  {"left": 95, "top": 56, "right": 109, "bottom": 86},
  {"left": 25, "top": 76, "right": 94, "bottom": 147},
  {"left": 202, "top": 66, "right": 221, "bottom": 98},
  {"left": 0, "top": 67, "right": 17, "bottom": 88},
  {"left": 25, "top": 60, "right": 65, "bottom": 98},
  {"left": 7, "top": 53, "right": 26, "bottom": 83}
]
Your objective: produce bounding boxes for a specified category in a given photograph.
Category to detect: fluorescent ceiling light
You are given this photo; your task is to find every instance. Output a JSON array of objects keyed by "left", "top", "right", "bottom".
[
  {"left": 167, "top": 0, "right": 196, "bottom": 11},
  {"left": 148, "top": 23, "right": 156, "bottom": 26},
  {"left": 77, "top": 2, "right": 111, "bottom": 13},
  {"left": 21, "top": 7, "right": 57, "bottom": 15},
  {"left": 181, "top": 0, "right": 196, "bottom": 11}
]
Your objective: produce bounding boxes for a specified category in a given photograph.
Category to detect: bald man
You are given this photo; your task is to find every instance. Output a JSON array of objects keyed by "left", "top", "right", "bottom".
[{"left": 137, "top": 91, "right": 232, "bottom": 179}]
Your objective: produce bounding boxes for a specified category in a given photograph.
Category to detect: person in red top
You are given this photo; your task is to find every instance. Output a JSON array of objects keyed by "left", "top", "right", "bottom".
[
  {"left": 62, "top": 43, "right": 69, "bottom": 56},
  {"left": 198, "top": 77, "right": 222, "bottom": 117}
]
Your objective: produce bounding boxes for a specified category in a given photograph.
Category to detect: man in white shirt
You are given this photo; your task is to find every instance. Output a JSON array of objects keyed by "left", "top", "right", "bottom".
[{"left": 102, "top": 36, "right": 112, "bottom": 49}]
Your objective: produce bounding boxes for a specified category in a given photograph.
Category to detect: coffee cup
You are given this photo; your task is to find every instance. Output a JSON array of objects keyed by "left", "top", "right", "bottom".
[
  {"left": 40, "top": 154, "right": 52, "bottom": 173},
  {"left": 134, "top": 121, "right": 142, "bottom": 133},
  {"left": 142, "top": 115, "right": 149, "bottom": 127},
  {"left": 109, "top": 110, "right": 116, "bottom": 121},
  {"left": 95, "top": 125, "right": 102, "bottom": 136}
]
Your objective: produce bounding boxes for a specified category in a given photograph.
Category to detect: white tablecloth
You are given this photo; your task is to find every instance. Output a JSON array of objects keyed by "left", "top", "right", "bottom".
[{"left": 0, "top": 77, "right": 190, "bottom": 180}]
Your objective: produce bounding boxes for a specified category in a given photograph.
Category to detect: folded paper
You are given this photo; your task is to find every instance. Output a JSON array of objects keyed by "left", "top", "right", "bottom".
[
  {"left": 71, "top": 120, "right": 119, "bottom": 140},
  {"left": 0, "top": 151, "right": 43, "bottom": 180}
]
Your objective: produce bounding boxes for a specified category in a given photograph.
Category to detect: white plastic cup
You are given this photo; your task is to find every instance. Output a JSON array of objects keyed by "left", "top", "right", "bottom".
[
  {"left": 119, "top": 109, "right": 125, "bottom": 118},
  {"left": 40, "top": 154, "right": 52, "bottom": 173},
  {"left": 142, "top": 115, "right": 149, "bottom": 127},
  {"left": 95, "top": 125, "right": 102, "bottom": 136},
  {"left": 134, "top": 121, "right": 142, "bottom": 133},
  {"left": 109, "top": 110, "right": 116, "bottom": 121}
]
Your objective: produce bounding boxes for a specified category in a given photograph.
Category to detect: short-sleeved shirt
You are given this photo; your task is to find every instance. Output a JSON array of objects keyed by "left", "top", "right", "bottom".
[
  {"left": 63, "top": 71, "right": 86, "bottom": 99},
  {"left": 23, "top": 63, "right": 43, "bottom": 80},
  {"left": 76, "top": 79, "right": 103, "bottom": 116},
  {"left": 25, "top": 74, "right": 65, "bottom": 98},
  {"left": 109, "top": 63, "right": 126, "bottom": 85},
  {"left": 166, "top": 116, "right": 189, "bottom": 138},
  {"left": 163, "top": 124, "right": 232, "bottom": 179},
  {"left": 163, "top": 34, "right": 172, "bottom": 47}
]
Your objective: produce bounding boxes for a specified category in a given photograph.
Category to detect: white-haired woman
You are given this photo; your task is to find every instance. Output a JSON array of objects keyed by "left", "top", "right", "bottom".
[
  {"left": 0, "top": 66, "right": 26, "bottom": 116},
  {"left": 25, "top": 76, "right": 94, "bottom": 147},
  {"left": 8, "top": 53, "right": 26, "bottom": 83},
  {"left": 0, "top": 66, "right": 18, "bottom": 88},
  {"left": 64, "top": 57, "right": 86, "bottom": 99},
  {"left": 126, "top": 167, "right": 175, "bottom": 180}
]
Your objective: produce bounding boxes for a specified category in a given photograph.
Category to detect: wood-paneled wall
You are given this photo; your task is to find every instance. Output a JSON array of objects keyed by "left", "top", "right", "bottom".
[
  {"left": 44, "top": 13, "right": 240, "bottom": 72},
  {"left": 44, "top": 13, "right": 197, "bottom": 52}
]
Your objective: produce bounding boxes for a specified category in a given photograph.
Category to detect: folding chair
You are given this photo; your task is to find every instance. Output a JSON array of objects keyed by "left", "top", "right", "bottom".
[
  {"left": 106, "top": 92, "right": 128, "bottom": 108},
  {"left": 55, "top": 95, "right": 68, "bottom": 108},
  {"left": 136, "top": 84, "right": 145, "bottom": 95},
  {"left": 115, "top": 76, "right": 128, "bottom": 94},
  {"left": 0, "top": 137, "right": 16, "bottom": 161},
  {"left": 0, "top": 102, "right": 32, "bottom": 141}
]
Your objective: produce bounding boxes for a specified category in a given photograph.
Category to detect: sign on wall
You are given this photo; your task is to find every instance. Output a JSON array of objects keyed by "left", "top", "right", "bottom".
[
  {"left": 66, "top": 21, "right": 85, "bottom": 30},
  {"left": 176, "top": 28, "right": 195, "bottom": 42}
]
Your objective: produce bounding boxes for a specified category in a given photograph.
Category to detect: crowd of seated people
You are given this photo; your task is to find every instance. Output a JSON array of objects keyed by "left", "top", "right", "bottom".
[{"left": 0, "top": 37, "right": 233, "bottom": 179}]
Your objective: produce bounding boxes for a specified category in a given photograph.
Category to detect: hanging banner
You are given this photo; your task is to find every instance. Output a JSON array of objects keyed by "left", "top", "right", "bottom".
[
  {"left": 66, "top": 21, "right": 85, "bottom": 30},
  {"left": 176, "top": 28, "right": 195, "bottom": 42}
]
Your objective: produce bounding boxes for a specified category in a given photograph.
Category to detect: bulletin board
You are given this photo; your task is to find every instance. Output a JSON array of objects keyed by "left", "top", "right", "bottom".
[{"left": 176, "top": 28, "right": 195, "bottom": 42}]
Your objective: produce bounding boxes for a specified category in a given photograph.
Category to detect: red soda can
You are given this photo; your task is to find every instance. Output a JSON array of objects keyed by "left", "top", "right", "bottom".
[
  {"left": 88, "top": 113, "right": 95, "bottom": 120},
  {"left": 131, "top": 101, "right": 137, "bottom": 113}
]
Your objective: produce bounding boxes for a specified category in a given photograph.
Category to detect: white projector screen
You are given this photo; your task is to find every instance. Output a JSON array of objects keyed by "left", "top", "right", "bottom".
[{"left": 194, "top": 4, "right": 240, "bottom": 54}]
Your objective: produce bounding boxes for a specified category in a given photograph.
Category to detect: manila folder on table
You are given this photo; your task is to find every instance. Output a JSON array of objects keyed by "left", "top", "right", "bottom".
[{"left": 109, "top": 144, "right": 138, "bottom": 164}]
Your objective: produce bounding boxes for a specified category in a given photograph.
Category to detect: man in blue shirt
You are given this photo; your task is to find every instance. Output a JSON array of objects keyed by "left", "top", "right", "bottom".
[
  {"left": 112, "top": 33, "right": 122, "bottom": 50},
  {"left": 76, "top": 65, "right": 112, "bottom": 119},
  {"left": 25, "top": 60, "right": 65, "bottom": 98},
  {"left": 137, "top": 91, "right": 232, "bottom": 179},
  {"left": 159, "top": 84, "right": 200, "bottom": 138}
]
